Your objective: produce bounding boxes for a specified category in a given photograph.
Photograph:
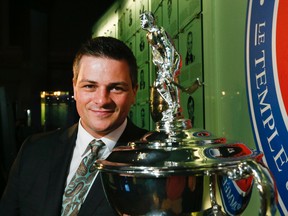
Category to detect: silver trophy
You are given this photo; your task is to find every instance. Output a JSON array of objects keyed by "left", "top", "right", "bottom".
[{"left": 96, "top": 11, "right": 277, "bottom": 215}]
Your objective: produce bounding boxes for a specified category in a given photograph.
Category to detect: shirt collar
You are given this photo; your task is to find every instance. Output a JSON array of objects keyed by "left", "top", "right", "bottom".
[{"left": 77, "top": 118, "right": 127, "bottom": 155}]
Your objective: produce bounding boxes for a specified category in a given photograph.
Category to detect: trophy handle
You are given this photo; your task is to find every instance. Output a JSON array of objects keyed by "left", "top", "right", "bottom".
[{"left": 227, "top": 160, "right": 277, "bottom": 216}]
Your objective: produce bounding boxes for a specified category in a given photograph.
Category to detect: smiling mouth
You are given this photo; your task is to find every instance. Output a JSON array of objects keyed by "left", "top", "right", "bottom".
[
  {"left": 90, "top": 109, "right": 114, "bottom": 117},
  {"left": 94, "top": 109, "right": 113, "bottom": 112}
]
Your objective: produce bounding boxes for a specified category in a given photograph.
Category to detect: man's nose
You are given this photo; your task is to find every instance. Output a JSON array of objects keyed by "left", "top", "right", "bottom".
[{"left": 93, "top": 88, "right": 111, "bottom": 105}]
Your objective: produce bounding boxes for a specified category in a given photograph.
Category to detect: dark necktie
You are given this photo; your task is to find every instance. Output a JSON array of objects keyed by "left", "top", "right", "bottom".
[{"left": 61, "top": 139, "right": 105, "bottom": 216}]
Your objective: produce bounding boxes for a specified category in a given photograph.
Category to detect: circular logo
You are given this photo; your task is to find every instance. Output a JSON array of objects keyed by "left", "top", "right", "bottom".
[{"left": 246, "top": 0, "right": 288, "bottom": 215}]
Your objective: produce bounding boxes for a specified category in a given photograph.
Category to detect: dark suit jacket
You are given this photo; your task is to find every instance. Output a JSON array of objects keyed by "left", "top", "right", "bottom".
[{"left": 0, "top": 120, "right": 148, "bottom": 216}]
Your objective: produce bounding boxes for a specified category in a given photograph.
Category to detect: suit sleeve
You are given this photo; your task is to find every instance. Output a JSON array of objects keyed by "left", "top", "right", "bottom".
[{"left": 0, "top": 140, "right": 24, "bottom": 216}]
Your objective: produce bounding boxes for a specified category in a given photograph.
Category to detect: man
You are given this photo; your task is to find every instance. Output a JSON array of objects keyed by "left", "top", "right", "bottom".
[
  {"left": 0, "top": 37, "right": 148, "bottom": 216},
  {"left": 185, "top": 31, "right": 195, "bottom": 66}
]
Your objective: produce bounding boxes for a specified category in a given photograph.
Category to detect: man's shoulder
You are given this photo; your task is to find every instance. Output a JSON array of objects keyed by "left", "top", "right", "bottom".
[
  {"left": 22, "top": 123, "right": 78, "bottom": 151},
  {"left": 30, "top": 123, "right": 76, "bottom": 140}
]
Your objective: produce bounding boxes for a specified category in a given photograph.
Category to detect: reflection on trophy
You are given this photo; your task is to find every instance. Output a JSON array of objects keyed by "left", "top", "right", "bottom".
[{"left": 96, "top": 11, "right": 277, "bottom": 216}]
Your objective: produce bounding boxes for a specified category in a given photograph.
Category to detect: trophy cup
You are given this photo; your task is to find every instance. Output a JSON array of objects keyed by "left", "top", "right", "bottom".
[{"left": 96, "top": 11, "right": 277, "bottom": 215}]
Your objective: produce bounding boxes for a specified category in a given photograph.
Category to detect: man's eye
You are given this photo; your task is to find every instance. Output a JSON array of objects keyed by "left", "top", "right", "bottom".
[
  {"left": 112, "top": 87, "right": 123, "bottom": 91},
  {"left": 110, "top": 86, "right": 125, "bottom": 92},
  {"left": 84, "top": 85, "right": 95, "bottom": 89}
]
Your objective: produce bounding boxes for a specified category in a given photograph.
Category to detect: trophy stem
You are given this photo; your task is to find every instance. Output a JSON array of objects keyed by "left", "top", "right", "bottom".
[{"left": 206, "top": 174, "right": 226, "bottom": 216}]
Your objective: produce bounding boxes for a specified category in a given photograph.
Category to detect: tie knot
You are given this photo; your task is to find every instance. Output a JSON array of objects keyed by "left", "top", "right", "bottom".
[{"left": 89, "top": 139, "right": 105, "bottom": 156}]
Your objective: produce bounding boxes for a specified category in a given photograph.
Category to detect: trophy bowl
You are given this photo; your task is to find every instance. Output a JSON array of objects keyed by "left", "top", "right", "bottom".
[{"left": 96, "top": 129, "right": 276, "bottom": 216}]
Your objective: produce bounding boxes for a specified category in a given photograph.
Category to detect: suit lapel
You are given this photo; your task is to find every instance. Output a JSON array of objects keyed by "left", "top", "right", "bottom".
[
  {"left": 78, "top": 119, "right": 147, "bottom": 215},
  {"left": 78, "top": 174, "right": 110, "bottom": 216},
  {"left": 116, "top": 118, "right": 147, "bottom": 146},
  {"left": 43, "top": 124, "right": 78, "bottom": 216}
]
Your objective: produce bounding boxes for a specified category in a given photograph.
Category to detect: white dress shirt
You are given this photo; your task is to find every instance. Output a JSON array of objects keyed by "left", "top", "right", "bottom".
[{"left": 66, "top": 118, "right": 127, "bottom": 184}]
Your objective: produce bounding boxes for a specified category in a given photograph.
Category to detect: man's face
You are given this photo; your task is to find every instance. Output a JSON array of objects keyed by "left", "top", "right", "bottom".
[
  {"left": 73, "top": 56, "right": 138, "bottom": 138},
  {"left": 187, "top": 32, "right": 193, "bottom": 52}
]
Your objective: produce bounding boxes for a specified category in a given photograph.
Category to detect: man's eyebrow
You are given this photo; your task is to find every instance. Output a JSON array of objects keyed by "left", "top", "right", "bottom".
[
  {"left": 108, "top": 82, "right": 129, "bottom": 87},
  {"left": 78, "top": 80, "right": 129, "bottom": 86},
  {"left": 78, "top": 79, "right": 96, "bottom": 83}
]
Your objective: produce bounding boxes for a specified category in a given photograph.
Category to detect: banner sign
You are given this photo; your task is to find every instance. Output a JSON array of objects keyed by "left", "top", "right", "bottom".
[{"left": 246, "top": 0, "right": 288, "bottom": 215}]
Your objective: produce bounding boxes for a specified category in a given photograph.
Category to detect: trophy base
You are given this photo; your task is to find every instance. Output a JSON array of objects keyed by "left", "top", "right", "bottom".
[{"left": 155, "top": 118, "right": 192, "bottom": 143}]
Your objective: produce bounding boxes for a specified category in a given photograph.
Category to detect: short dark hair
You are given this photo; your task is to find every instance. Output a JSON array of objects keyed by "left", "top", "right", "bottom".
[{"left": 73, "top": 37, "right": 138, "bottom": 88}]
